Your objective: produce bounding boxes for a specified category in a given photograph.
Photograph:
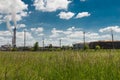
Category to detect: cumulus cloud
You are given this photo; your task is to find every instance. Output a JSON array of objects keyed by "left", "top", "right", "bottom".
[
  {"left": 30, "top": 27, "right": 44, "bottom": 37},
  {"left": 16, "top": 31, "right": 36, "bottom": 46},
  {"left": 58, "top": 12, "right": 75, "bottom": 20},
  {"left": 0, "top": 30, "right": 36, "bottom": 46},
  {"left": 49, "top": 27, "right": 84, "bottom": 45},
  {"left": 99, "top": 26, "right": 120, "bottom": 33},
  {"left": 1, "top": 26, "right": 120, "bottom": 46},
  {"left": 17, "top": 24, "right": 26, "bottom": 29},
  {"left": 50, "top": 28, "right": 63, "bottom": 38},
  {"left": 31, "top": 27, "right": 44, "bottom": 33},
  {"left": 0, "top": 0, "right": 27, "bottom": 13},
  {"left": 48, "top": 26, "right": 120, "bottom": 46},
  {"left": 50, "top": 27, "right": 82, "bottom": 38},
  {"left": 75, "top": 12, "right": 91, "bottom": 19},
  {"left": 10, "top": 24, "right": 26, "bottom": 30},
  {"left": 23, "top": 26, "right": 120, "bottom": 46},
  {"left": 0, "top": 0, "right": 28, "bottom": 23},
  {"left": 34, "top": 0, "right": 71, "bottom": 12},
  {"left": 0, "top": 31, "right": 11, "bottom": 37}
]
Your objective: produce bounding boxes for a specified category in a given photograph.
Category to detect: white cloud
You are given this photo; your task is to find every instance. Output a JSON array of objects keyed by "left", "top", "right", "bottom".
[
  {"left": 58, "top": 12, "right": 75, "bottom": 20},
  {"left": 17, "top": 31, "right": 33, "bottom": 39},
  {"left": 49, "top": 26, "right": 120, "bottom": 46},
  {"left": 80, "top": 0, "right": 86, "bottom": 2},
  {"left": 50, "top": 28, "right": 63, "bottom": 38},
  {"left": 30, "top": 27, "right": 44, "bottom": 38},
  {"left": 99, "top": 26, "right": 120, "bottom": 33},
  {"left": 17, "top": 24, "right": 26, "bottom": 29},
  {"left": 1, "top": 26, "right": 120, "bottom": 47},
  {"left": 0, "top": 31, "right": 11, "bottom": 37},
  {"left": 38, "top": 33, "right": 44, "bottom": 36},
  {"left": 0, "top": 0, "right": 28, "bottom": 23},
  {"left": 10, "top": 24, "right": 26, "bottom": 30},
  {"left": 50, "top": 27, "right": 82, "bottom": 38},
  {"left": 31, "top": 27, "right": 44, "bottom": 33},
  {"left": 0, "top": 30, "right": 36, "bottom": 46},
  {"left": 0, "top": 0, "right": 28, "bottom": 13},
  {"left": 75, "top": 12, "right": 91, "bottom": 18},
  {"left": 34, "top": 0, "right": 71, "bottom": 12},
  {"left": 16, "top": 31, "right": 36, "bottom": 46},
  {"left": 67, "top": 27, "right": 75, "bottom": 31},
  {"left": 51, "top": 28, "right": 63, "bottom": 34}
]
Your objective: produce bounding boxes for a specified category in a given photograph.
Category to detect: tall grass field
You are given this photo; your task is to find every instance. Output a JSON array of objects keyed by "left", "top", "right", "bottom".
[{"left": 0, "top": 50, "right": 120, "bottom": 80}]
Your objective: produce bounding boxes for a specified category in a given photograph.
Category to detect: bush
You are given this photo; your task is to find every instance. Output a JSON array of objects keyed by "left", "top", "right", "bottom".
[
  {"left": 11, "top": 48, "right": 17, "bottom": 51},
  {"left": 95, "top": 45, "right": 101, "bottom": 50},
  {"left": 84, "top": 44, "right": 89, "bottom": 50}
]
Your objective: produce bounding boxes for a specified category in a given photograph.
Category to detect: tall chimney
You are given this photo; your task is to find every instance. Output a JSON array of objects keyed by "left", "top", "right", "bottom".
[{"left": 12, "top": 27, "right": 16, "bottom": 48}]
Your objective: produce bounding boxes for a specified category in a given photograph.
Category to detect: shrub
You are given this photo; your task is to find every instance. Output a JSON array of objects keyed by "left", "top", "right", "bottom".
[
  {"left": 95, "top": 45, "right": 101, "bottom": 50},
  {"left": 11, "top": 48, "right": 18, "bottom": 51},
  {"left": 84, "top": 44, "right": 89, "bottom": 50}
]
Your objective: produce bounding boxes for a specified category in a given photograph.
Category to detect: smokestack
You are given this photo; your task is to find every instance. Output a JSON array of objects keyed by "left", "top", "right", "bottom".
[
  {"left": 12, "top": 27, "right": 16, "bottom": 48},
  {"left": 111, "top": 29, "right": 114, "bottom": 49},
  {"left": 12, "top": 11, "right": 17, "bottom": 48}
]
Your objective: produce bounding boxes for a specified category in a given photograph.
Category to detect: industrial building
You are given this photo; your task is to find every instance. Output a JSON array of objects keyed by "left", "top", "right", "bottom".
[
  {"left": 73, "top": 43, "right": 84, "bottom": 49},
  {"left": 73, "top": 43, "right": 89, "bottom": 49},
  {"left": 89, "top": 41, "right": 120, "bottom": 49},
  {"left": 73, "top": 41, "right": 120, "bottom": 49},
  {"left": 0, "top": 44, "right": 11, "bottom": 51}
]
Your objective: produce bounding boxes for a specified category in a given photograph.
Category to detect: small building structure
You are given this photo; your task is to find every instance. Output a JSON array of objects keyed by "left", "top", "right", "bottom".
[
  {"left": 73, "top": 43, "right": 89, "bottom": 50},
  {"left": 0, "top": 44, "right": 12, "bottom": 51},
  {"left": 73, "top": 43, "right": 84, "bottom": 49},
  {"left": 89, "top": 41, "right": 120, "bottom": 49}
]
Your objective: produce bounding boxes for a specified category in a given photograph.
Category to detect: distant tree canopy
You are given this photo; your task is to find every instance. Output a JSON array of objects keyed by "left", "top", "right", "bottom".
[
  {"left": 49, "top": 44, "right": 53, "bottom": 48},
  {"left": 95, "top": 45, "right": 101, "bottom": 50},
  {"left": 33, "top": 42, "right": 39, "bottom": 51},
  {"left": 84, "top": 44, "right": 89, "bottom": 50}
]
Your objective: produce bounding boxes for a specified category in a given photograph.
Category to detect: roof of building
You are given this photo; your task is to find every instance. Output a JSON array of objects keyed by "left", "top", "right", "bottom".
[{"left": 91, "top": 40, "right": 120, "bottom": 43}]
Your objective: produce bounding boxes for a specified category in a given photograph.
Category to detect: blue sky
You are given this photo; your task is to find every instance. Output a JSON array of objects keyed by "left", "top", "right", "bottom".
[{"left": 0, "top": 0, "right": 120, "bottom": 46}]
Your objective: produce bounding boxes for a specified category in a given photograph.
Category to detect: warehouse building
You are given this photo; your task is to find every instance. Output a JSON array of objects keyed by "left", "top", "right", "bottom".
[
  {"left": 73, "top": 43, "right": 89, "bottom": 49},
  {"left": 89, "top": 41, "right": 120, "bottom": 49},
  {"left": 73, "top": 41, "right": 120, "bottom": 49}
]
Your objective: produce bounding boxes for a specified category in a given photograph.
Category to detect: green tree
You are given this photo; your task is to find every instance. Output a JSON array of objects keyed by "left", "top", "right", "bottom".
[
  {"left": 49, "top": 44, "right": 52, "bottom": 48},
  {"left": 84, "top": 44, "right": 89, "bottom": 50},
  {"left": 95, "top": 45, "right": 101, "bottom": 51},
  {"left": 49, "top": 44, "right": 53, "bottom": 51},
  {"left": 33, "top": 42, "right": 39, "bottom": 51}
]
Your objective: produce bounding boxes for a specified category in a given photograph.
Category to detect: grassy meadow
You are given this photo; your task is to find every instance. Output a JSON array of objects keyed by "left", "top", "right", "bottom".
[{"left": 0, "top": 50, "right": 120, "bottom": 80}]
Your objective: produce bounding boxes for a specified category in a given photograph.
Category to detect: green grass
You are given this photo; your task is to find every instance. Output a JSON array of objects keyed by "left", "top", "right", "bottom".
[{"left": 0, "top": 50, "right": 120, "bottom": 80}]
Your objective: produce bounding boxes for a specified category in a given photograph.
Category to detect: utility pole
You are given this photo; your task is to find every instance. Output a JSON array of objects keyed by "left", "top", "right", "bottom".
[
  {"left": 83, "top": 31, "right": 85, "bottom": 49},
  {"left": 24, "top": 30, "right": 26, "bottom": 49},
  {"left": 42, "top": 37, "right": 44, "bottom": 50},
  {"left": 59, "top": 39, "right": 61, "bottom": 48},
  {"left": 111, "top": 29, "right": 114, "bottom": 49}
]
